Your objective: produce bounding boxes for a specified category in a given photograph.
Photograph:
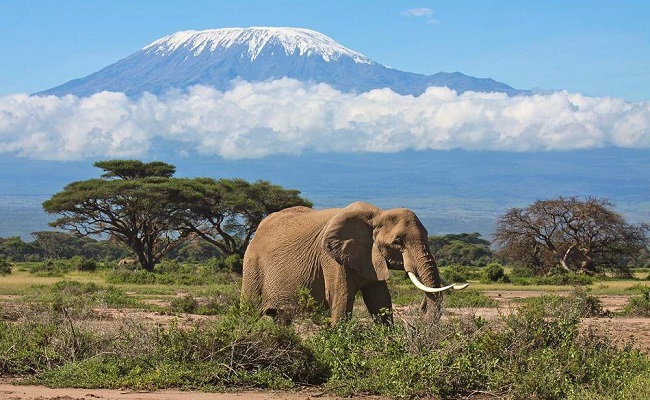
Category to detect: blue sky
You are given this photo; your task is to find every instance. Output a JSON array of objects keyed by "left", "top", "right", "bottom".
[{"left": 1, "top": 0, "right": 649, "bottom": 101}]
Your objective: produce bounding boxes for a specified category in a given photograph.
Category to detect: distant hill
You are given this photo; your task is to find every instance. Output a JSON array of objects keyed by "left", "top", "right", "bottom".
[{"left": 37, "top": 27, "right": 527, "bottom": 97}]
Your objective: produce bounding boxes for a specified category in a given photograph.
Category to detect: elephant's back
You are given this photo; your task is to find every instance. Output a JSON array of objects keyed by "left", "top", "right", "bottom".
[{"left": 255, "top": 206, "right": 340, "bottom": 238}]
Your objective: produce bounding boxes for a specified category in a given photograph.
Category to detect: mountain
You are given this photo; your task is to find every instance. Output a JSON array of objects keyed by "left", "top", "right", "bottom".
[{"left": 37, "top": 27, "right": 526, "bottom": 97}]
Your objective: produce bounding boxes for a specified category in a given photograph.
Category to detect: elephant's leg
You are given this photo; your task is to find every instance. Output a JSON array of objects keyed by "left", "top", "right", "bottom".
[
  {"left": 241, "top": 259, "right": 263, "bottom": 308},
  {"left": 361, "top": 281, "right": 393, "bottom": 324},
  {"left": 327, "top": 278, "right": 357, "bottom": 324}
]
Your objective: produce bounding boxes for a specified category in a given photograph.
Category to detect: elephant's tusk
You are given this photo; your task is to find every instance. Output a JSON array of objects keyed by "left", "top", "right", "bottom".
[
  {"left": 441, "top": 277, "right": 470, "bottom": 291},
  {"left": 407, "top": 272, "right": 455, "bottom": 293}
]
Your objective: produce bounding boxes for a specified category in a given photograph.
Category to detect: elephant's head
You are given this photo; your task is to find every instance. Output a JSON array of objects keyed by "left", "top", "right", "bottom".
[{"left": 323, "top": 202, "right": 467, "bottom": 320}]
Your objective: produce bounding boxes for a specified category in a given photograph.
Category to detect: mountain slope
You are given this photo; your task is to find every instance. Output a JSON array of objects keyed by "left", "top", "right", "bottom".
[{"left": 37, "top": 27, "right": 526, "bottom": 97}]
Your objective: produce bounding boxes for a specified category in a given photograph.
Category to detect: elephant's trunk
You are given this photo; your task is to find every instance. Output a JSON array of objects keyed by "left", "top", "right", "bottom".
[{"left": 403, "top": 244, "right": 463, "bottom": 321}]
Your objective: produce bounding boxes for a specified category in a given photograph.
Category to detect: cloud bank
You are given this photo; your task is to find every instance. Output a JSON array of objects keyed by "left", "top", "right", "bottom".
[{"left": 0, "top": 79, "right": 648, "bottom": 160}]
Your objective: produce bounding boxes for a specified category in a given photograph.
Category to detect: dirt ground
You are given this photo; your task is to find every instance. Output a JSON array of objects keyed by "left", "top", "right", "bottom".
[
  {"left": 2, "top": 290, "right": 649, "bottom": 400},
  {"left": 0, "top": 382, "right": 394, "bottom": 400}
]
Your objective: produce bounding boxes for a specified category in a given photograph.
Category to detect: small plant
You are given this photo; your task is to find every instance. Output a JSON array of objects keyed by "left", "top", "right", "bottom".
[{"left": 296, "top": 288, "right": 330, "bottom": 325}]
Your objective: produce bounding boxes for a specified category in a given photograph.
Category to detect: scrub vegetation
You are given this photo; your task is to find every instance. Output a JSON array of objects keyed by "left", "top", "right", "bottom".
[{"left": 1, "top": 262, "right": 650, "bottom": 399}]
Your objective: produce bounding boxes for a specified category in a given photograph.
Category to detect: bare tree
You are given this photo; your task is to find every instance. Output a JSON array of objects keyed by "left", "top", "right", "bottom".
[{"left": 494, "top": 197, "right": 649, "bottom": 276}]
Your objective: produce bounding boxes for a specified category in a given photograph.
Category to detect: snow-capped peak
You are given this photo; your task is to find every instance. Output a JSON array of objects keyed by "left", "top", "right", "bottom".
[{"left": 143, "top": 27, "right": 375, "bottom": 64}]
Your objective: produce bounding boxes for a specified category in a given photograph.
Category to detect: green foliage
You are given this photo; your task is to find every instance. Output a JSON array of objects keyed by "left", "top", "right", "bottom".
[
  {"left": 440, "top": 264, "right": 482, "bottom": 283},
  {"left": 178, "top": 177, "right": 312, "bottom": 257},
  {"left": 534, "top": 273, "right": 595, "bottom": 286},
  {"left": 25, "top": 280, "right": 142, "bottom": 318},
  {"left": 9, "top": 306, "right": 326, "bottom": 390},
  {"left": 307, "top": 295, "right": 646, "bottom": 399},
  {"left": 0, "top": 256, "right": 12, "bottom": 275},
  {"left": 521, "top": 288, "right": 606, "bottom": 318},
  {"left": 0, "top": 236, "right": 42, "bottom": 261},
  {"left": 623, "top": 285, "right": 650, "bottom": 317},
  {"left": 42, "top": 159, "right": 311, "bottom": 270},
  {"left": 483, "top": 262, "right": 510, "bottom": 283},
  {"left": 429, "top": 232, "right": 496, "bottom": 267},
  {"left": 29, "top": 260, "right": 73, "bottom": 277},
  {"left": 106, "top": 260, "right": 240, "bottom": 286},
  {"left": 68, "top": 255, "right": 98, "bottom": 272},
  {"left": 169, "top": 294, "right": 199, "bottom": 314},
  {"left": 509, "top": 271, "right": 595, "bottom": 286},
  {"left": 1, "top": 282, "right": 649, "bottom": 398},
  {"left": 1, "top": 232, "right": 131, "bottom": 262}
]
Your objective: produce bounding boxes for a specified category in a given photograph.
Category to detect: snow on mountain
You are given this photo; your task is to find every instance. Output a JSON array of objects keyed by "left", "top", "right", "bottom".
[
  {"left": 144, "top": 27, "right": 374, "bottom": 64},
  {"left": 37, "top": 27, "right": 526, "bottom": 98}
]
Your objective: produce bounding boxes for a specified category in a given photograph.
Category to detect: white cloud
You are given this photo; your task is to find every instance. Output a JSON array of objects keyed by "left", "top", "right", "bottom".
[
  {"left": 400, "top": 8, "right": 437, "bottom": 24},
  {"left": 0, "top": 79, "right": 648, "bottom": 160}
]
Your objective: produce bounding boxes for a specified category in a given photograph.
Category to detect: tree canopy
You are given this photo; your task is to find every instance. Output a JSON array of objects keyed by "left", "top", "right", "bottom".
[
  {"left": 494, "top": 197, "right": 649, "bottom": 276},
  {"left": 42, "top": 159, "right": 311, "bottom": 271},
  {"left": 175, "top": 178, "right": 312, "bottom": 257},
  {"left": 428, "top": 232, "right": 495, "bottom": 267}
]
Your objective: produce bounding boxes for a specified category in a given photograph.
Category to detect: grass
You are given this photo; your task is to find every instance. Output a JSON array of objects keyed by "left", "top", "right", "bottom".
[{"left": 2, "top": 261, "right": 650, "bottom": 399}]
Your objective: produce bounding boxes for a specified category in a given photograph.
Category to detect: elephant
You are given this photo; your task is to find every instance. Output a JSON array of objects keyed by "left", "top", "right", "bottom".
[{"left": 241, "top": 201, "right": 467, "bottom": 324}]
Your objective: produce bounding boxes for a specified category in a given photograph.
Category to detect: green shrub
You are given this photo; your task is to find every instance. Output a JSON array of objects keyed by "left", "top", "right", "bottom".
[
  {"left": 483, "top": 262, "right": 510, "bottom": 283},
  {"left": 29, "top": 260, "right": 73, "bottom": 277},
  {"left": 19, "top": 305, "right": 326, "bottom": 390},
  {"left": 196, "top": 289, "right": 240, "bottom": 315},
  {"left": 0, "top": 257, "right": 12, "bottom": 275},
  {"left": 623, "top": 286, "right": 650, "bottom": 317},
  {"left": 106, "top": 262, "right": 240, "bottom": 286},
  {"left": 2, "top": 285, "right": 649, "bottom": 398},
  {"left": 169, "top": 294, "right": 199, "bottom": 314},
  {"left": 440, "top": 265, "right": 481, "bottom": 283},
  {"left": 69, "top": 255, "right": 98, "bottom": 272},
  {"left": 520, "top": 288, "right": 605, "bottom": 318},
  {"left": 510, "top": 264, "right": 536, "bottom": 278},
  {"left": 25, "top": 280, "right": 142, "bottom": 318}
]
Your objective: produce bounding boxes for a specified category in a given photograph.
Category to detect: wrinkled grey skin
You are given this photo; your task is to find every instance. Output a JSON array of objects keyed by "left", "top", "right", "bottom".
[{"left": 241, "top": 202, "right": 445, "bottom": 324}]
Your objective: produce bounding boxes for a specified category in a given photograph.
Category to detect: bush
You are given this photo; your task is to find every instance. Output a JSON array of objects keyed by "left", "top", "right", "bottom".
[
  {"left": 440, "top": 265, "right": 481, "bottom": 283},
  {"left": 106, "top": 261, "right": 241, "bottom": 286},
  {"left": 14, "top": 305, "right": 327, "bottom": 390},
  {"left": 623, "top": 286, "right": 650, "bottom": 317},
  {"left": 169, "top": 294, "right": 199, "bottom": 314},
  {"left": 306, "top": 300, "right": 649, "bottom": 399},
  {"left": 69, "top": 256, "right": 98, "bottom": 272},
  {"left": 29, "top": 260, "right": 73, "bottom": 277},
  {"left": 206, "top": 254, "right": 244, "bottom": 273},
  {"left": 483, "top": 262, "right": 509, "bottom": 283},
  {"left": 521, "top": 288, "right": 606, "bottom": 318},
  {"left": 535, "top": 273, "right": 594, "bottom": 286},
  {"left": 24, "top": 280, "right": 143, "bottom": 319},
  {"left": 0, "top": 257, "right": 12, "bottom": 275}
]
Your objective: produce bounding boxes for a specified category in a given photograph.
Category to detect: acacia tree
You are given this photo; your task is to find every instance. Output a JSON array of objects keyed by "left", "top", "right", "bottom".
[
  {"left": 494, "top": 197, "right": 649, "bottom": 275},
  {"left": 43, "top": 160, "right": 192, "bottom": 271},
  {"left": 176, "top": 178, "right": 312, "bottom": 257}
]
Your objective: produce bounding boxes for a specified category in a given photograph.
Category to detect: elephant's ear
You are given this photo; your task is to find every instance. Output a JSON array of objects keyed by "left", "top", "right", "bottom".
[{"left": 322, "top": 203, "right": 390, "bottom": 281}]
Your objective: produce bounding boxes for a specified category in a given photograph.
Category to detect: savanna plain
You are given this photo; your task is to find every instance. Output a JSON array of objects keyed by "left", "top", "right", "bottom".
[{"left": 2, "top": 258, "right": 650, "bottom": 400}]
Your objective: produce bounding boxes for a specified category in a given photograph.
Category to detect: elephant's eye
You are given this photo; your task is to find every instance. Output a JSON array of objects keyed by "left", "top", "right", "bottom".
[{"left": 392, "top": 237, "right": 404, "bottom": 247}]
